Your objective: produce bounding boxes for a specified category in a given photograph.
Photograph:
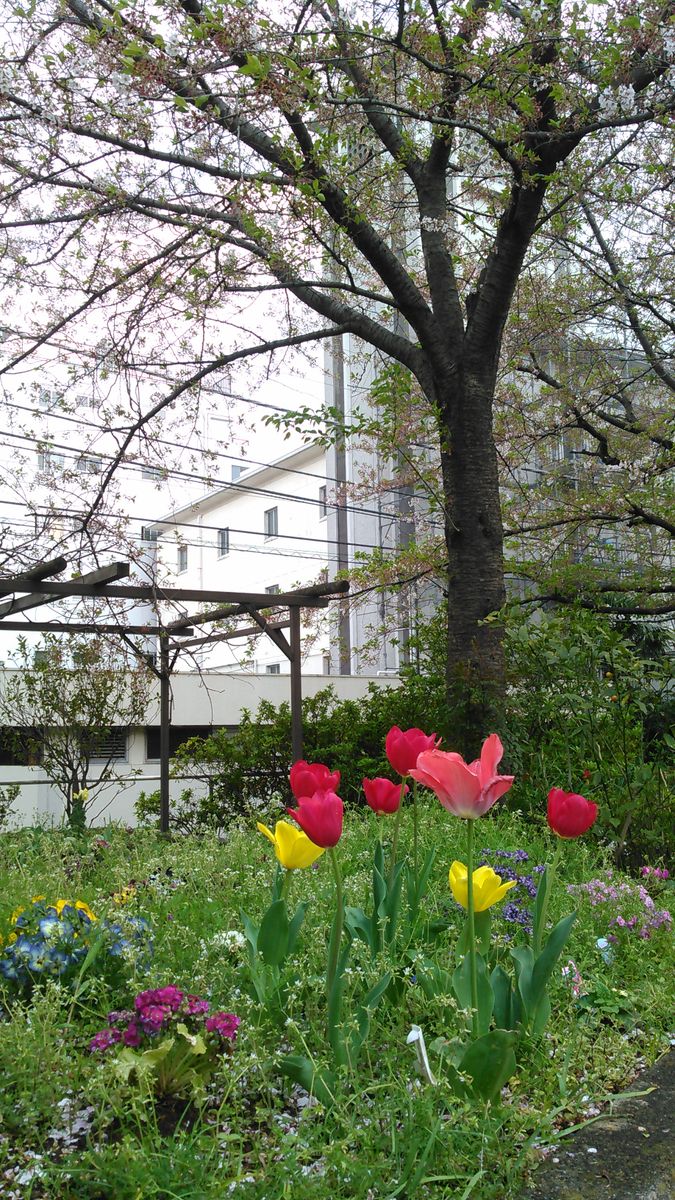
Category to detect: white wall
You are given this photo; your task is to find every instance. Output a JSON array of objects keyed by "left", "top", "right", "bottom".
[{"left": 0, "top": 671, "right": 400, "bottom": 828}]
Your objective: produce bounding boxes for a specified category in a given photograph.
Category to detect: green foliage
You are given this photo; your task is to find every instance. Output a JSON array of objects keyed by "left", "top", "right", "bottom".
[
  {"left": 137, "top": 678, "right": 449, "bottom": 833},
  {"left": 502, "top": 607, "right": 674, "bottom": 864}
]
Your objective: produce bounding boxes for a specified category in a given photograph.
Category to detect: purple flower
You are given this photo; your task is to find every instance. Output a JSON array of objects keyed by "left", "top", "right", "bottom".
[
  {"left": 138, "top": 1004, "right": 171, "bottom": 1033},
  {"left": 107, "top": 1009, "right": 133, "bottom": 1026},
  {"left": 186, "top": 995, "right": 210, "bottom": 1016},
  {"left": 90, "top": 1028, "right": 122, "bottom": 1053},
  {"left": 134, "top": 985, "right": 184, "bottom": 1014},
  {"left": 123, "top": 1020, "right": 142, "bottom": 1047},
  {"left": 205, "top": 1012, "right": 240, "bottom": 1041}
]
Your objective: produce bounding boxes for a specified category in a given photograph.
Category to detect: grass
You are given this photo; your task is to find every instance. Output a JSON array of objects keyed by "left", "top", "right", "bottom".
[{"left": 0, "top": 799, "right": 672, "bottom": 1200}]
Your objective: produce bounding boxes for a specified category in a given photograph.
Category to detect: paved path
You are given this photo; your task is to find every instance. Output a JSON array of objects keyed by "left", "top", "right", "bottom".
[{"left": 521, "top": 1050, "right": 674, "bottom": 1200}]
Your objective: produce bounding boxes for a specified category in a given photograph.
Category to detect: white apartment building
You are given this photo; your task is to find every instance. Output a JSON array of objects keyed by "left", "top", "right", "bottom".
[{"left": 151, "top": 435, "right": 431, "bottom": 676}]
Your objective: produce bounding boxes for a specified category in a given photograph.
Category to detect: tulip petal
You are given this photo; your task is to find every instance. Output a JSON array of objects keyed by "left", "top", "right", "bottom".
[
  {"left": 256, "top": 821, "right": 276, "bottom": 846},
  {"left": 477, "top": 734, "right": 504, "bottom": 788}
]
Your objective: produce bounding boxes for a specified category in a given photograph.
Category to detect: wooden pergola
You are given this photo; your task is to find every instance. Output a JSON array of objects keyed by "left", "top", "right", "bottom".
[{"left": 0, "top": 557, "right": 349, "bottom": 831}]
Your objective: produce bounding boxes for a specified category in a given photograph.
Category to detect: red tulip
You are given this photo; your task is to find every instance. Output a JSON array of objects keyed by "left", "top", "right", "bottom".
[
  {"left": 547, "top": 788, "right": 598, "bottom": 839},
  {"left": 288, "top": 789, "right": 344, "bottom": 848},
  {"left": 289, "top": 760, "right": 340, "bottom": 800},
  {"left": 385, "top": 726, "right": 440, "bottom": 777},
  {"left": 362, "top": 777, "right": 408, "bottom": 815},
  {"left": 410, "top": 733, "right": 514, "bottom": 818}
]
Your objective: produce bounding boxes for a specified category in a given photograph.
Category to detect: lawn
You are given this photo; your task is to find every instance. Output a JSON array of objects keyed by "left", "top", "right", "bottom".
[{"left": 0, "top": 781, "right": 672, "bottom": 1200}]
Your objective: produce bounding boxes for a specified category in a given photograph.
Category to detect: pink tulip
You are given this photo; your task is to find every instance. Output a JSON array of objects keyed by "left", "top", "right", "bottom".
[
  {"left": 289, "top": 760, "right": 340, "bottom": 800},
  {"left": 410, "top": 733, "right": 514, "bottom": 818},
  {"left": 385, "top": 726, "right": 440, "bottom": 777},
  {"left": 362, "top": 777, "right": 408, "bottom": 815}
]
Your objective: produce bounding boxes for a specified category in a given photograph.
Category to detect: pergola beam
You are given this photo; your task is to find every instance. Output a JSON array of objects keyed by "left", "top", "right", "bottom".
[{"left": 0, "top": 561, "right": 131, "bottom": 619}]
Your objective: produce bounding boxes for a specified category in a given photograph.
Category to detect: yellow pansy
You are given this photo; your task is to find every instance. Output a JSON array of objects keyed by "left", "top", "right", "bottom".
[
  {"left": 449, "top": 861, "right": 517, "bottom": 912},
  {"left": 9, "top": 905, "right": 24, "bottom": 925},
  {"left": 256, "top": 820, "right": 325, "bottom": 870},
  {"left": 75, "top": 900, "right": 97, "bottom": 922}
]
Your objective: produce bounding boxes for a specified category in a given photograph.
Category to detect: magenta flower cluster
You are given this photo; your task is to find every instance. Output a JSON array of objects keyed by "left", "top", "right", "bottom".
[
  {"left": 568, "top": 876, "right": 672, "bottom": 942},
  {"left": 89, "top": 986, "right": 240, "bottom": 1053},
  {"left": 640, "top": 865, "right": 669, "bottom": 881}
]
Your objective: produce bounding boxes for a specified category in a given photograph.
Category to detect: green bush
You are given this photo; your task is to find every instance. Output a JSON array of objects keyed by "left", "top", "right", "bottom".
[
  {"left": 502, "top": 607, "right": 674, "bottom": 865},
  {"left": 135, "top": 674, "right": 450, "bottom": 835}
]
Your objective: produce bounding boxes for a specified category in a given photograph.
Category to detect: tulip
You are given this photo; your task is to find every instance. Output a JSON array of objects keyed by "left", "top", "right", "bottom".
[
  {"left": 362, "top": 777, "right": 408, "bottom": 815},
  {"left": 287, "top": 789, "right": 344, "bottom": 848},
  {"left": 289, "top": 760, "right": 340, "bottom": 800},
  {"left": 547, "top": 788, "right": 598, "bottom": 839},
  {"left": 256, "top": 820, "right": 325, "bottom": 869},
  {"left": 385, "top": 726, "right": 440, "bottom": 777},
  {"left": 410, "top": 733, "right": 514, "bottom": 819},
  {"left": 449, "top": 861, "right": 517, "bottom": 912}
]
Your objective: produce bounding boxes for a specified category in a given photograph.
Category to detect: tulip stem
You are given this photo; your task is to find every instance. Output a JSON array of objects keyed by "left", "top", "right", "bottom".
[
  {"left": 281, "top": 869, "right": 292, "bottom": 904},
  {"left": 466, "top": 819, "right": 479, "bottom": 1039},
  {"left": 326, "top": 847, "right": 344, "bottom": 996},
  {"left": 388, "top": 785, "right": 406, "bottom": 888},
  {"left": 412, "top": 778, "right": 419, "bottom": 886}
]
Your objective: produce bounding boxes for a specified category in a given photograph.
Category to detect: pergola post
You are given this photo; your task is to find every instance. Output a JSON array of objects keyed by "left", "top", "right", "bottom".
[
  {"left": 289, "top": 605, "right": 303, "bottom": 762},
  {"left": 159, "top": 633, "right": 171, "bottom": 835}
]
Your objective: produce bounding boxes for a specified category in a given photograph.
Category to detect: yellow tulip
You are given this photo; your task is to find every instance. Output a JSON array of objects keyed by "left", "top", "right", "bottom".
[
  {"left": 449, "top": 861, "right": 517, "bottom": 912},
  {"left": 256, "top": 820, "right": 325, "bottom": 870}
]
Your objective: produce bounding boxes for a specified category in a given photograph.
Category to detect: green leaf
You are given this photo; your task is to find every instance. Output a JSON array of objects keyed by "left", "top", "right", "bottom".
[
  {"left": 532, "top": 864, "right": 553, "bottom": 954},
  {"left": 287, "top": 901, "right": 307, "bottom": 956},
  {"left": 490, "top": 964, "right": 522, "bottom": 1030},
  {"left": 457, "top": 1030, "right": 518, "bottom": 1103},
  {"left": 257, "top": 899, "right": 289, "bottom": 966},
  {"left": 453, "top": 953, "right": 494, "bottom": 1035},
  {"left": 345, "top": 905, "right": 376, "bottom": 952},
  {"left": 278, "top": 1055, "right": 336, "bottom": 1108}
]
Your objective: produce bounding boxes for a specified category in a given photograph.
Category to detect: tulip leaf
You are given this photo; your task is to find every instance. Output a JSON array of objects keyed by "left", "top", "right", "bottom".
[
  {"left": 416, "top": 957, "right": 455, "bottom": 1000},
  {"left": 456, "top": 910, "right": 491, "bottom": 961},
  {"left": 452, "top": 952, "right": 493, "bottom": 1035},
  {"left": 528, "top": 912, "right": 576, "bottom": 1030},
  {"left": 532, "top": 865, "right": 553, "bottom": 956},
  {"left": 258, "top": 898, "right": 289, "bottom": 966},
  {"left": 240, "top": 911, "right": 259, "bottom": 957},
  {"left": 383, "top": 862, "right": 405, "bottom": 945},
  {"left": 345, "top": 905, "right": 376, "bottom": 953},
  {"left": 287, "top": 901, "right": 308, "bottom": 956},
  {"left": 373, "top": 840, "right": 386, "bottom": 913},
  {"left": 490, "top": 964, "right": 522, "bottom": 1030},
  {"left": 406, "top": 847, "right": 436, "bottom": 912},
  {"left": 457, "top": 1030, "right": 518, "bottom": 1103},
  {"left": 348, "top": 970, "right": 393, "bottom": 1062},
  {"left": 278, "top": 1054, "right": 336, "bottom": 1108},
  {"left": 511, "top": 945, "right": 535, "bottom": 1016}
]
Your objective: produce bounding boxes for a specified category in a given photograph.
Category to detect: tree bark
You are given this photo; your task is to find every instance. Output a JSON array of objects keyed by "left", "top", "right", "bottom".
[{"left": 435, "top": 363, "right": 506, "bottom": 757}]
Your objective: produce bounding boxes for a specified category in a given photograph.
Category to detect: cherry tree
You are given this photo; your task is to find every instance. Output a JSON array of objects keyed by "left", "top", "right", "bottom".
[{"left": 0, "top": 0, "right": 673, "bottom": 749}]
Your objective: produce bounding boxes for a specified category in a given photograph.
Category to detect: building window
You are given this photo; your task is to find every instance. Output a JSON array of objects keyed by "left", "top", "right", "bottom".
[
  {"left": 37, "top": 450, "right": 65, "bottom": 472},
  {"left": 319, "top": 485, "right": 327, "bottom": 518},
  {"left": 265, "top": 584, "right": 280, "bottom": 595},
  {"left": 88, "top": 729, "right": 128, "bottom": 761},
  {"left": 141, "top": 527, "right": 158, "bottom": 543},
  {"left": 142, "top": 465, "right": 162, "bottom": 480},
  {"left": 265, "top": 663, "right": 281, "bottom": 674},
  {"left": 76, "top": 455, "right": 103, "bottom": 474},
  {"left": 177, "top": 545, "right": 188, "bottom": 573},
  {"left": 264, "top": 506, "right": 278, "bottom": 539},
  {"left": 218, "top": 528, "right": 230, "bottom": 557}
]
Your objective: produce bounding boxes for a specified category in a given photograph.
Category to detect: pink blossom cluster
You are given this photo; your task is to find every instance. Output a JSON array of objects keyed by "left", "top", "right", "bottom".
[
  {"left": 561, "top": 959, "right": 585, "bottom": 999},
  {"left": 569, "top": 877, "right": 672, "bottom": 943},
  {"left": 640, "top": 865, "right": 669, "bottom": 880},
  {"left": 89, "top": 986, "right": 239, "bottom": 1053}
]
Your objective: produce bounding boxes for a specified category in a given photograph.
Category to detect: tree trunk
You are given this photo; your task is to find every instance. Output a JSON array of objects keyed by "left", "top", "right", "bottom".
[{"left": 436, "top": 364, "right": 506, "bottom": 757}]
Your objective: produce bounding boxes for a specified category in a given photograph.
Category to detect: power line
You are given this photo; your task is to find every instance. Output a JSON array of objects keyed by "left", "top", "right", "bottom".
[
  {"left": 0, "top": 428, "right": 442, "bottom": 536},
  {"left": 0, "top": 394, "right": 437, "bottom": 510},
  {"left": 0, "top": 497, "right": 438, "bottom": 559}
]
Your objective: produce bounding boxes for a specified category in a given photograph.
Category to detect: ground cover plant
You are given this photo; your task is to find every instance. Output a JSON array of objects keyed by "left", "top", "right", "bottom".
[{"left": 0, "top": 728, "right": 672, "bottom": 1200}]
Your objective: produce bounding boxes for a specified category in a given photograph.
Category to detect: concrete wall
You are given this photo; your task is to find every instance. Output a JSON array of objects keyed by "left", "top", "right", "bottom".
[{"left": 0, "top": 671, "right": 400, "bottom": 828}]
